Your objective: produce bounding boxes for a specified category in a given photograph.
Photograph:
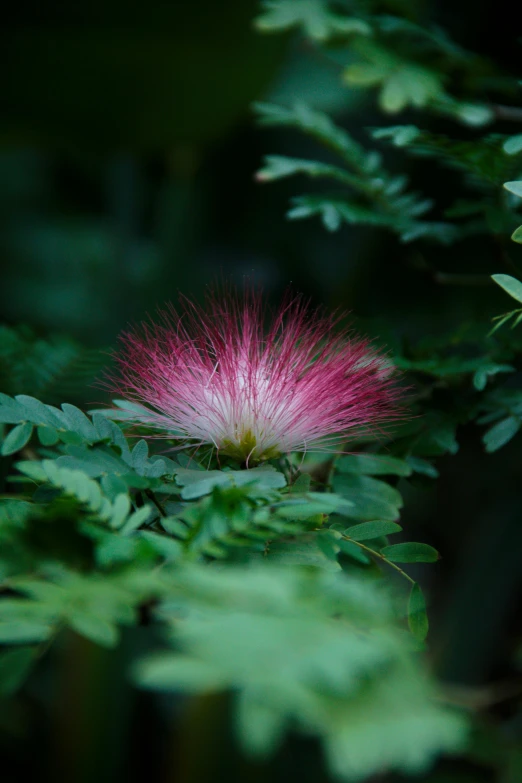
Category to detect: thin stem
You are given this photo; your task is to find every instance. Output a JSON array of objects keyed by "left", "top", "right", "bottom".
[
  {"left": 340, "top": 533, "right": 416, "bottom": 585},
  {"left": 490, "top": 104, "right": 522, "bottom": 123},
  {"left": 145, "top": 489, "right": 167, "bottom": 518}
]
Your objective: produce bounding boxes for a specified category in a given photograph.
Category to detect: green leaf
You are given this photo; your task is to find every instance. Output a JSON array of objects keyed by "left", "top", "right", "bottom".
[
  {"left": 96, "top": 399, "right": 153, "bottom": 422},
  {"left": 381, "top": 543, "right": 439, "bottom": 563},
  {"left": 14, "top": 395, "right": 63, "bottom": 428},
  {"left": 134, "top": 564, "right": 467, "bottom": 781},
  {"left": 120, "top": 505, "right": 153, "bottom": 535},
  {"left": 333, "top": 473, "right": 403, "bottom": 521},
  {"left": 345, "top": 521, "right": 403, "bottom": 542},
  {"left": 109, "top": 493, "right": 132, "bottom": 529},
  {"left": 15, "top": 460, "right": 47, "bottom": 482},
  {"left": 344, "top": 63, "right": 387, "bottom": 87},
  {"left": 257, "top": 155, "right": 359, "bottom": 188},
  {"left": 503, "top": 134, "right": 522, "bottom": 155},
  {"left": 472, "top": 364, "right": 514, "bottom": 391},
  {"left": 68, "top": 613, "right": 119, "bottom": 648},
  {"left": 454, "top": 102, "right": 493, "bottom": 127},
  {"left": 512, "top": 225, "right": 522, "bottom": 244},
  {"left": 56, "top": 430, "right": 83, "bottom": 446},
  {"left": 289, "top": 473, "right": 311, "bottom": 493},
  {"left": 1, "top": 422, "right": 33, "bottom": 456},
  {"left": 16, "top": 459, "right": 114, "bottom": 518},
  {"left": 139, "top": 531, "right": 183, "bottom": 561},
  {"left": 101, "top": 473, "right": 128, "bottom": 500},
  {"left": 55, "top": 447, "right": 128, "bottom": 478},
  {"left": 37, "top": 425, "right": 59, "bottom": 446},
  {"left": 44, "top": 461, "right": 107, "bottom": 514},
  {"left": 176, "top": 466, "right": 286, "bottom": 500},
  {"left": 405, "top": 457, "right": 439, "bottom": 478},
  {"left": 372, "top": 125, "right": 421, "bottom": 147},
  {"left": 338, "top": 454, "right": 412, "bottom": 477},
  {"left": 408, "top": 583, "right": 429, "bottom": 642},
  {"left": 0, "top": 328, "right": 103, "bottom": 404},
  {"left": 0, "top": 394, "right": 26, "bottom": 424},
  {"left": 61, "top": 403, "right": 97, "bottom": 442},
  {"left": 0, "top": 499, "right": 34, "bottom": 527},
  {"left": 268, "top": 537, "right": 341, "bottom": 571},
  {"left": 378, "top": 65, "right": 442, "bottom": 113},
  {"left": 131, "top": 439, "right": 149, "bottom": 471},
  {"left": 380, "top": 73, "right": 409, "bottom": 113},
  {"left": 0, "top": 621, "right": 52, "bottom": 644},
  {"left": 503, "top": 181, "right": 522, "bottom": 198},
  {"left": 90, "top": 531, "right": 139, "bottom": 568},
  {"left": 236, "top": 692, "right": 286, "bottom": 757},
  {"left": 491, "top": 274, "right": 522, "bottom": 304},
  {"left": 254, "top": 102, "right": 368, "bottom": 166},
  {"left": 274, "top": 492, "right": 351, "bottom": 519},
  {"left": 255, "top": 0, "right": 371, "bottom": 41},
  {"left": 338, "top": 538, "right": 371, "bottom": 564},
  {"left": 483, "top": 416, "right": 521, "bottom": 452},
  {"left": 133, "top": 654, "right": 227, "bottom": 691}
]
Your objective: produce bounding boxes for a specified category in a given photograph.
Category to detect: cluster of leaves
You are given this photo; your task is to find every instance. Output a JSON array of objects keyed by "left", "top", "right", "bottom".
[
  {"left": 256, "top": 0, "right": 507, "bottom": 122},
  {"left": 255, "top": 1, "right": 522, "bottom": 249},
  {"left": 0, "top": 390, "right": 467, "bottom": 780},
  {"left": 3, "top": 4, "right": 522, "bottom": 781},
  {"left": 388, "top": 327, "right": 522, "bottom": 456},
  {"left": 255, "top": 101, "right": 455, "bottom": 243},
  {"left": 255, "top": 102, "right": 522, "bottom": 245},
  {"left": 0, "top": 324, "right": 106, "bottom": 405},
  {"left": 135, "top": 565, "right": 465, "bottom": 780},
  {"left": 253, "top": 0, "right": 522, "bottom": 475}
]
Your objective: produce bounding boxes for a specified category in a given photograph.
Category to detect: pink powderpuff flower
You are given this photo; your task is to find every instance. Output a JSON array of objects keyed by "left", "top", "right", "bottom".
[{"left": 110, "top": 289, "right": 400, "bottom": 464}]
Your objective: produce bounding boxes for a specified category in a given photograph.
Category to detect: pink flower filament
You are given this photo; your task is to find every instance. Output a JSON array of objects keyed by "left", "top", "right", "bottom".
[{"left": 111, "top": 291, "right": 399, "bottom": 463}]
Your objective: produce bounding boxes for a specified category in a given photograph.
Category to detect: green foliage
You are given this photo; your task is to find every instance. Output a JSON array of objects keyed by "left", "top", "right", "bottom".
[
  {"left": 408, "top": 582, "right": 429, "bottom": 642},
  {"left": 256, "top": 101, "right": 454, "bottom": 243},
  {"left": 256, "top": 0, "right": 371, "bottom": 41},
  {"left": 477, "top": 388, "right": 522, "bottom": 452},
  {"left": 0, "top": 325, "right": 106, "bottom": 405},
  {"left": 4, "top": 2, "right": 522, "bottom": 779},
  {"left": 344, "top": 40, "right": 446, "bottom": 114},
  {"left": 256, "top": 100, "right": 522, "bottom": 243},
  {"left": 134, "top": 564, "right": 466, "bottom": 781},
  {"left": 254, "top": 0, "right": 522, "bottom": 254},
  {"left": 256, "top": 0, "right": 499, "bottom": 124},
  {"left": 0, "top": 386, "right": 464, "bottom": 779},
  {"left": 490, "top": 274, "right": 522, "bottom": 332}
]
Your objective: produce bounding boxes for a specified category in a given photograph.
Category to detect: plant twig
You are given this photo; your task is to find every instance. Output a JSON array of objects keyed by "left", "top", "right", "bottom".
[
  {"left": 145, "top": 489, "right": 167, "bottom": 518},
  {"left": 490, "top": 104, "right": 522, "bottom": 123},
  {"left": 340, "top": 533, "right": 416, "bottom": 585}
]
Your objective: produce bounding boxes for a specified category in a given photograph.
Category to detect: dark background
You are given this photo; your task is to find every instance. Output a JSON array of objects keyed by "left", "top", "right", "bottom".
[{"left": 1, "top": 1, "right": 522, "bottom": 781}]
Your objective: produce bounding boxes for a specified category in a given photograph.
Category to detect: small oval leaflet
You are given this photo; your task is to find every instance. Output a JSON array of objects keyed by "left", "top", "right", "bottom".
[
  {"left": 503, "top": 134, "right": 522, "bottom": 155},
  {"left": 512, "top": 226, "right": 522, "bottom": 244},
  {"left": 344, "top": 520, "right": 402, "bottom": 541},
  {"left": 408, "top": 583, "right": 429, "bottom": 642},
  {"left": 1, "top": 422, "right": 34, "bottom": 456},
  {"left": 381, "top": 542, "right": 439, "bottom": 563},
  {"left": 483, "top": 416, "right": 521, "bottom": 453},
  {"left": 491, "top": 274, "right": 522, "bottom": 304},
  {"left": 503, "top": 181, "right": 522, "bottom": 198}
]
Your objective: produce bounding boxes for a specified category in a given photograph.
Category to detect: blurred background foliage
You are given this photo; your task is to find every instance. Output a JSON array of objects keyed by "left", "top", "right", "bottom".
[{"left": 2, "top": 0, "right": 522, "bottom": 781}]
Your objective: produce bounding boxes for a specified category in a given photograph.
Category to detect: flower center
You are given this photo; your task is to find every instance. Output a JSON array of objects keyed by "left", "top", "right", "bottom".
[{"left": 220, "top": 429, "right": 282, "bottom": 463}]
